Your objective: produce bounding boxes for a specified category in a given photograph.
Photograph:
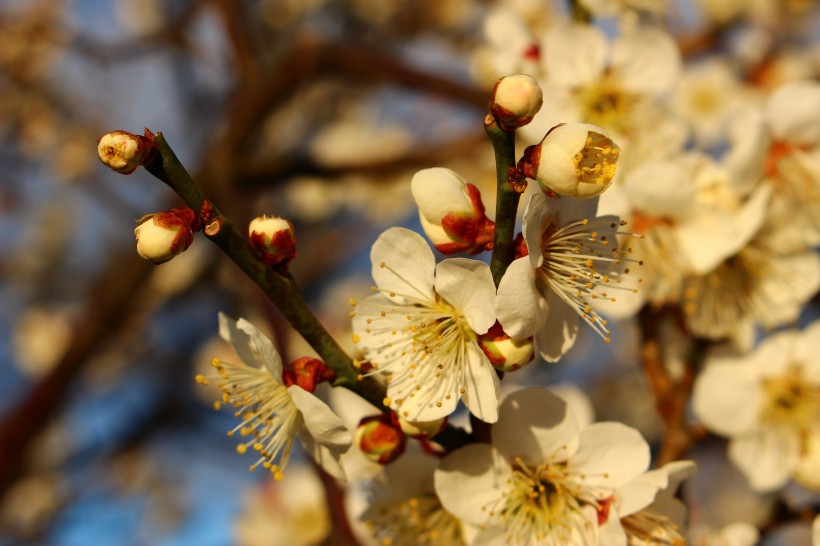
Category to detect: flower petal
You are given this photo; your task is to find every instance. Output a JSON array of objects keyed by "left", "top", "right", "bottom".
[
  {"left": 611, "top": 28, "right": 680, "bottom": 95},
  {"left": 492, "top": 387, "right": 580, "bottom": 466},
  {"left": 459, "top": 342, "right": 500, "bottom": 423},
  {"left": 533, "top": 291, "right": 579, "bottom": 363},
  {"left": 371, "top": 227, "right": 436, "bottom": 304},
  {"left": 766, "top": 80, "right": 820, "bottom": 146},
  {"left": 434, "top": 443, "right": 510, "bottom": 525},
  {"left": 496, "top": 257, "right": 546, "bottom": 337},
  {"left": 543, "top": 24, "right": 607, "bottom": 88},
  {"left": 288, "top": 385, "right": 352, "bottom": 452},
  {"left": 435, "top": 258, "right": 496, "bottom": 334},
  {"left": 728, "top": 429, "right": 799, "bottom": 492},
  {"left": 692, "top": 362, "right": 762, "bottom": 437},
  {"left": 411, "top": 167, "right": 474, "bottom": 220},
  {"left": 571, "top": 422, "right": 650, "bottom": 488},
  {"left": 218, "top": 312, "right": 283, "bottom": 380}
]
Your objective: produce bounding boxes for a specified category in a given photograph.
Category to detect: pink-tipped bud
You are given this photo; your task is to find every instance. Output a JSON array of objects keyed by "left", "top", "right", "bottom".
[
  {"left": 134, "top": 207, "right": 198, "bottom": 264},
  {"left": 478, "top": 322, "right": 534, "bottom": 372},
  {"left": 97, "top": 130, "right": 152, "bottom": 174},
  {"left": 248, "top": 216, "right": 296, "bottom": 269},
  {"left": 525, "top": 123, "right": 620, "bottom": 198},
  {"left": 410, "top": 167, "right": 494, "bottom": 255},
  {"left": 397, "top": 415, "right": 447, "bottom": 439},
  {"left": 281, "top": 357, "right": 333, "bottom": 393},
  {"left": 490, "top": 74, "right": 543, "bottom": 131},
  {"left": 355, "top": 414, "right": 406, "bottom": 464}
]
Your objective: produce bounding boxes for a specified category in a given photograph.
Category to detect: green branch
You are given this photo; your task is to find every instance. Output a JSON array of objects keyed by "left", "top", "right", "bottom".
[{"left": 485, "top": 116, "right": 521, "bottom": 286}]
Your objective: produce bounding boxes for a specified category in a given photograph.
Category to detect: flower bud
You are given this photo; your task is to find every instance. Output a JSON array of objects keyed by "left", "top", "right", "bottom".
[
  {"left": 490, "top": 74, "right": 543, "bottom": 130},
  {"left": 248, "top": 216, "right": 296, "bottom": 269},
  {"left": 355, "top": 415, "right": 406, "bottom": 464},
  {"left": 410, "top": 167, "right": 494, "bottom": 255},
  {"left": 478, "top": 322, "right": 534, "bottom": 372},
  {"left": 525, "top": 123, "right": 620, "bottom": 198},
  {"left": 134, "top": 207, "right": 197, "bottom": 264},
  {"left": 97, "top": 130, "right": 152, "bottom": 174},
  {"left": 397, "top": 415, "right": 447, "bottom": 439},
  {"left": 282, "top": 357, "right": 333, "bottom": 393}
]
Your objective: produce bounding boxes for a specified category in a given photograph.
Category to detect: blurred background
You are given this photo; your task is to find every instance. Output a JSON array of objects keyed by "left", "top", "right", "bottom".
[{"left": 0, "top": 1, "right": 818, "bottom": 545}]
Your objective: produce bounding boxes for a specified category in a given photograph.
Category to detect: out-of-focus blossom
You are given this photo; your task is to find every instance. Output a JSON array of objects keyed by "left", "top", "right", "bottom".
[
  {"left": 199, "top": 314, "right": 351, "bottom": 480},
  {"left": 524, "top": 123, "right": 620, "bottom": 198},
  {"left": 410, "top": 167, "right": 494, "bottom": 255},
  {"left": 579, "top": 0, "right": 668, "bottom": 17},
  {"left": 352, "top": 228, "right": 500, "bottom": 422},
  {"left": 490, "top": 74, "right": 543, "bottom": 130},
  {"left": 435, "top": 387, "right": 675, "bottom": 545},
  {"left": 248, "top": 215, "right": 297, "bottom": 269},
  {"left": 134, "top": 208, "right": 198, "bottom": 264},
  {"left": 688, "top": 522, "right": 761, "bottom": 546},
  {"left": 12, "top": 305, "right": 74, "bottom": 378},
  {"left": 693, "top": 320, "right": 820, "bottom": 492},
  {"left": 496, "top": 193, "right": 629, "bottom": 361},
  {"left": 233, "top": 464, "right": 331, "bottom": 546}
]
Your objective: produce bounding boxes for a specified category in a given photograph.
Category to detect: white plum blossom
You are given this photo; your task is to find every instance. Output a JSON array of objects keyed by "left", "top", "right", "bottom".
[
  {"left": 434, "top": 387, "right": 665, "bottom": 546},
  {"left": 620, "top": 460, "right": 697, "bottom": 546},
  {"left": 352, "top": 227, "right": 500, "bottom": 423},
  {"left": 361, "top": 453, "right": 467, "bottom": 546},
  {"left": 496, "top": 192, "right": 629, "bottom": 361},
  {"left": 522, "top": 23, "right": 683, "bottom": 164},
  {"left": 693, "top": 320, "right": 820, "bottom": 492},
  {"left": 200, "top": 313, "right": 352, "bottom": 481}
]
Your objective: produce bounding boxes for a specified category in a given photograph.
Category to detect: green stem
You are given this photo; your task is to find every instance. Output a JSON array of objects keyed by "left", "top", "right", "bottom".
[
  {"left": 147, "top": 132, "right": 384, "bottom": 407},
  {"left": 486, "top": 115, "right": 521, "bottom": 287}
]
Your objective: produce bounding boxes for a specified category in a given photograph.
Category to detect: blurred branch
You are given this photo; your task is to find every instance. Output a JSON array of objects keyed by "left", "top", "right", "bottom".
[
  {"left": 638, "top": 306, "right": 707, "bottom": 466},
  {"left": 0, "top": 253, "right": 154, "bottom": 497}
]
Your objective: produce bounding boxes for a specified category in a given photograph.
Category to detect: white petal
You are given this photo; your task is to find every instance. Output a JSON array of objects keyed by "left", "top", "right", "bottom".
[
  {"left": 766, "top": 80, "right": 820, "bottom": 145},
  {"left": 218, "top": 313, "right": 283, "bottom": 380},
  {"left": 370, "top": 228, "right": 436, "bottom": 304},
  {"left": 571, "top": 422, "right": 650, "bottom": 489},
  {"left": 692, "top": 363, "right": 762, "bottom": 437},
  {"left": 522, "top": 192, "right": 551, "bottom": 269},
  {"left": 617, "top": 466, "right": 670, "bottom": 517},
  {"left": 496, "top": 257, "right": 546, "bottom": 338},
  {"left": 612, "top": 28, "right": 680, "bottom": 95},
  {"left": 493, "top": 387, "right": 580, "bottom": 466},
  {"left": 288, "top": 385, "right": 352, "bottom": 452},
  {"left": 543, "top": 24, "right": 607, "bottom": 88},
  {"left": 728, "top": 429, "right": 799, "bottom": 492},
  {"left": 434, "top": 443, "right": 509, "bottom": 525},
  {"left": 597, "top": 513, "right": 628, "bottom": 546},
  {"left": 411, "top": 167, "right": 473, "bottom": 221},
  {"left": 533, "top": 291, "right": 579, "bottom": 363},
  {"left": 297, "top": 429, "right": 347, "bottom": 481},
  {"left": 435, "top": 258, "right": 496, "bottom": 334},
  {"left": 536, "top": 142, "right": 580, "bottom": 195},
  {"left": 460, "top": 342, "right": 500, "bottom": 423},
  {"left": 621, "top": 159, "right": 695, "bottom": 218}
]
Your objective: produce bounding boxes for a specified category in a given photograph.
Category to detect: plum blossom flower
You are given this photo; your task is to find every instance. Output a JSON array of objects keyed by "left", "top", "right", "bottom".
[
  {"left": 199, "top": 313, "right": 351, "bottom": 480},
  {"left": 620, "top": 460, "right": 697, "bottom": 546},
  {"left": 693, "top": 320, "right": 820, "bottom": 492},
  {"left": 361, "top": 453, "right": 467, "bottom": 546},
  {"left": 352, "top": 227, "right": 500, "bottom": 423},
  {"left": 434, "top": 387, "right": 663, "bottom": 546},
  {"left": 496, "top": 192, "right": 630, "bottom": 361}
]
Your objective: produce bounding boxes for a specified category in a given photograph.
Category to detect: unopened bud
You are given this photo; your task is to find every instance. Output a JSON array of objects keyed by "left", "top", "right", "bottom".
[
  {"left": 478, "top": 322, "right": 534, "bottom": 372},
  {"left": 134, "top": 207, "right": 198, "bottom": 264},
  {"left": 410, "top": 167, "right": 494, "bottom": 255},
  {"left": 97, "top": 130, "right": 152, "bottom": 174},
  {"left": 397, "top": 415, "right": 447, "bottom": 439},
  {"left": 248, "top": 216, "right": 296, "bottom": 269},
  {"left": 282, "top": 357, "right": 333, "bottom": 393},
  {"left": 490, "top": 74, "right": 543, "bottom": 130},
  {"left": 355, "top": 415, "right": 406, "bottom": 464},
  {"left": 524, "top": 123, "right": 620, "bottom": 198}
]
